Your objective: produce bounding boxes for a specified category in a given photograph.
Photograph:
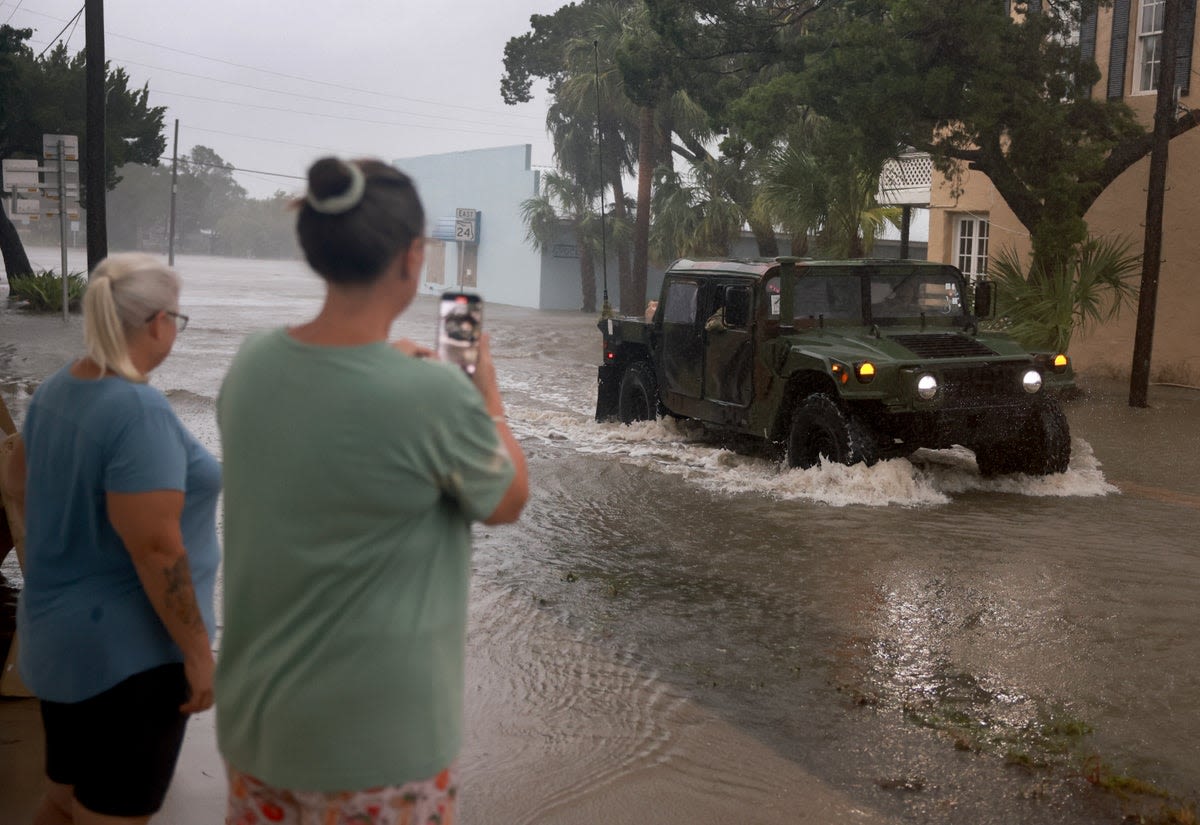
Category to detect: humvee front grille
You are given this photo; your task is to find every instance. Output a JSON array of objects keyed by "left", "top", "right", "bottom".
[
  {"left": 938, "top": 363, "right": 1028, "bottom": 405},
  {"left": 890, "top": 334, "right": 998, "bottom": 358}
]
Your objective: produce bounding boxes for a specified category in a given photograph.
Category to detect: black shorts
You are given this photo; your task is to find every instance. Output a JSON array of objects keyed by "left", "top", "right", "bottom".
[{"left": 40, "top": 662, "right": 190, "bottom": 817}]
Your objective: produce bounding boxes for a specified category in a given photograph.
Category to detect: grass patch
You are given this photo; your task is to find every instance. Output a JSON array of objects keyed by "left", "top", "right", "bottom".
[
  {"left": 1084, "top": 757, "right": 1171, "bottom": 800},
  {"left": 7, "top": 270, "right": 86, "bottom": 312}
]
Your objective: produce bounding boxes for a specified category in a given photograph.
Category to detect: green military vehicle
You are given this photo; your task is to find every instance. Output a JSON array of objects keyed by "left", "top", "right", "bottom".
[{"left": 594, "top": 258, "right": 1074, "bottom": 476}]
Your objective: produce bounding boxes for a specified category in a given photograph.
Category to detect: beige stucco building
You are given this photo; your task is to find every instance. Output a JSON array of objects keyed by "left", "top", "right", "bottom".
[{"left": 926, "top": 0, "right": 1199, "bottom": 383}]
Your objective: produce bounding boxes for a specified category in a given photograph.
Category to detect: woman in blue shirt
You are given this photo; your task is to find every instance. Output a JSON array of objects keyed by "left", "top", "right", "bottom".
[{"left": 3, "top": 253, "right": 220, "bottom": 824}]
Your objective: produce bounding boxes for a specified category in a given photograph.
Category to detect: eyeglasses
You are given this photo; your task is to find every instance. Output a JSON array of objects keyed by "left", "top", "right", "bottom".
[{"left": 146, "top": 309, "right": 189, "bottom": 332}]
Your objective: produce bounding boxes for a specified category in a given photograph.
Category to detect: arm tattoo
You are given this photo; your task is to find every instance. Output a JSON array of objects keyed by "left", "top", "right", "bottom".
[{"left": 163, "top": 555, "right": 204, "bottom": 629}]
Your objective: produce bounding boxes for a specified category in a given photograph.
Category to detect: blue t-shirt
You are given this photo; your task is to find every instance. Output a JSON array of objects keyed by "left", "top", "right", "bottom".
[{"left": 17, "top": 364, "right": 221, "bottom": 703}]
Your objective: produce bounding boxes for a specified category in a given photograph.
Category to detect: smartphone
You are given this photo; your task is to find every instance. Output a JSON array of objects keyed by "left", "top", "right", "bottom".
[{"left": 437, "top": 290, "right": 483, "bottom": 375}]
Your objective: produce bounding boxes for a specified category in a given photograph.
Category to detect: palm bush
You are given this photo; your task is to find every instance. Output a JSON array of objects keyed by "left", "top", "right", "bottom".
[
  {"left": 7, "top": 270, "right": 87, "bottom": 312},
  {"left": 986, "top": 235, "right": 1140, "bottom": 352}
]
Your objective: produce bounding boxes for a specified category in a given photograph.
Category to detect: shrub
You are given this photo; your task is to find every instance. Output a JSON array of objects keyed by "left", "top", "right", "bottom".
[
  {"left": 985, "top": 235, "right": 1141, "bottom": 352},
  {"left": 7, "top": 270, "right": 87, "bottom": 313}
]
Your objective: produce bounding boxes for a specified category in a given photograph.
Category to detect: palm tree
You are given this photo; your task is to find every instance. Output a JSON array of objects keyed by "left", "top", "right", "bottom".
[
  {"left": 649, "top": 139, "right": 785, "bottom": 264},
  {"left": 987, "top": 235, "right": 1140, "bottom": 352},
  {"left": 651, "top": 161, "right": 748, "bottom": 262},
  {"left": 551, "top": 2, "right": 714, "bottom": 314},
  {"left": 521, "top": 170, "right": 601, "bottom": 312},
  {"left": 553, "top": 3, "right": 641, "bottom": 314},
  {"left": 760, "top": 121, "right": 900, "bottom": 259}
]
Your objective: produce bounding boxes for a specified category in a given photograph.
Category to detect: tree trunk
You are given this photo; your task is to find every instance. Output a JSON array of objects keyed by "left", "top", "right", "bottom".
[
  {"left": 611, "top": 174, "right": 637, "bottom": 316},
  {"left": 849, "top": 232, "right": 865, "bottom": 259},
  {"left": 578, "top": 227, "right": 597, "bottom": 313},
  {"left": 657, "top": 108, "right": 674, "bottom": 172},
  {"left": 0, "top": 209, "right": 34, "bottom": 282},
  {"left": 633, "top": 105, "right": 655, "bottom": 308},
  {"left": 748, "top": 215, "right": 779, "bottom": 257}
]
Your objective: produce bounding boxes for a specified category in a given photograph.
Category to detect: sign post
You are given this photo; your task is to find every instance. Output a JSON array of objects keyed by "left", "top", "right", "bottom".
[
  {"left": 454, "top": 208, "right": 479, "bottom": 288},
  {"left": 42, "top": 135, "right": 80, "bottom": 321},
  {"left": 56, "top": 141, "right": 70, "bottom": 320}
]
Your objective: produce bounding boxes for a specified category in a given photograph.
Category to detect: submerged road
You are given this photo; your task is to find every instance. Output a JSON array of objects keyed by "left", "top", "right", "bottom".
[{"left": 3, "top": 250, "right": 1198, "bottom": 824}]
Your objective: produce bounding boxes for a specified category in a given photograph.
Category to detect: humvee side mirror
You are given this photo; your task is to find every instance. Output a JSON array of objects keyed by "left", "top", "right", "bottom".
[
  {"left": 724, "top": 286, "right": 751, "bottom": 328},
  {"left": 974, "top": 280, "right": 994, "bottom": 318}
]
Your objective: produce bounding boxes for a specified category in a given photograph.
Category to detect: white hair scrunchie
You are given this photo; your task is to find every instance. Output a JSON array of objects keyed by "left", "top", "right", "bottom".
[{"left": 306, "top": 162, "right": 366, "bottom": 215}]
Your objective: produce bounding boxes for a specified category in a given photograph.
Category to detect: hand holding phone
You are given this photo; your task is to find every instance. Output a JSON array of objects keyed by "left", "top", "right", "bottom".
[{"left": 437, "top": 291, "right": 483, "bottom": 375}]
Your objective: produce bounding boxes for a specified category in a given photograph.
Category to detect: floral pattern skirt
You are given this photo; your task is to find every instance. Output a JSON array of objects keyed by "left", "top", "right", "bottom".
[{"left": 226, "top": 763, "right": 457, "bottom": 825}]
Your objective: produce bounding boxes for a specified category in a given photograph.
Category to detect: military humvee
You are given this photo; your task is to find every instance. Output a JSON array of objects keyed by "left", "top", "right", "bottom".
[{"left": 595, "top": 258, "right": 1073, "bottom": 476}]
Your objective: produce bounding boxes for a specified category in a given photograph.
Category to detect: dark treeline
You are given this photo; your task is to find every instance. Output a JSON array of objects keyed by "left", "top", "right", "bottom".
[{"left": 16, "top": 145, "right": 302, "bottom": 261}]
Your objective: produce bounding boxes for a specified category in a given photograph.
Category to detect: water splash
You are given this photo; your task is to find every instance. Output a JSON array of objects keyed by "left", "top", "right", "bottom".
[{"left": 507, "top": 407, "right": 1116, "bottom": 508}]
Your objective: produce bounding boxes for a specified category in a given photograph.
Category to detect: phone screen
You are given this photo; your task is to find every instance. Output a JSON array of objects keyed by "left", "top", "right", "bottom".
[{"left": 437, "top": 291, "right": 483, "bottom": 374}]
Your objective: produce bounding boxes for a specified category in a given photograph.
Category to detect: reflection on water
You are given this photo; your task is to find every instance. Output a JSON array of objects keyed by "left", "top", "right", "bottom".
[{"left": 3, "top": 250, "right": 1198, "bottom": 823}]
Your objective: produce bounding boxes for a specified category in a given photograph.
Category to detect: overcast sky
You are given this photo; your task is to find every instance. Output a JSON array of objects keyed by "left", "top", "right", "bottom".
[{"left": 4, "top": 0, "right": 564, "bottom": 197}]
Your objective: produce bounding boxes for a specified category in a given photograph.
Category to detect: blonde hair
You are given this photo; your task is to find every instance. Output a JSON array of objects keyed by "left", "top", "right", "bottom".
[{"left": 83, "top": 253, "right": 182, "bottom": 383}]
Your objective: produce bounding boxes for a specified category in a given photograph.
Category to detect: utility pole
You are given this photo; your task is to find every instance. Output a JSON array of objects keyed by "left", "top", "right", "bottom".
[
  {"left": 1129, "top": 0, "right": 1181, "bottom": 407},
  {"left": 168, "top": 119, "right": 179, "bottom": 265},
  {"left": 85, "top": 0, "right": 107, "bottom": 271}
]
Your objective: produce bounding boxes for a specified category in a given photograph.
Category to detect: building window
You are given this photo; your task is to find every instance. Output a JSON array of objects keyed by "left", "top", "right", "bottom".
[
  {"left": 1134, "top": 0, "right": 1166, "bottom": 93},
  {"left": 955, "top": 216, "right": 989, "bottom": 281}
]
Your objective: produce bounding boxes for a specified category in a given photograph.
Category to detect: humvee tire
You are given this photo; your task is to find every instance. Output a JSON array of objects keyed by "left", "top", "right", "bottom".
[
  {"left": 618, "top": 361, "right": 659, "bottom": 424},
  {"left": 786, "top": 394, "right": 879, "bottom": 469},
  {"left": 974, "top": 397, "right": 1070, "bottom": 477}
]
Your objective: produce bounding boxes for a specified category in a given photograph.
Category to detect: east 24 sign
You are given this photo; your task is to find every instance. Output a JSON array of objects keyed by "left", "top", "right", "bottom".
[{"left": 454, "top": 208, "right": 479, "bottom": 243}]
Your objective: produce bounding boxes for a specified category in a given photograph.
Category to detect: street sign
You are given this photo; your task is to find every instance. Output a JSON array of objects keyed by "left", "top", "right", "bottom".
[
  {"left": 454, "top": 207, "right": 479, "bottom": 243},
  {"left": 2, "top": 159, "right": 40, "bottom": 193},
  {"left": 42, "top": 134, "right": 79, "bottom": 161},
  {"left": 40, "top": 160, "right": 80, "bottom": 199},
  {"left": 13, "top": 198, "right": 41, "bottom": 214}
]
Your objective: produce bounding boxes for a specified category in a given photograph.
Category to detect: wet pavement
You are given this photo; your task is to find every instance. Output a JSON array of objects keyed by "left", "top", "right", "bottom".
[{"left": 2, "top": 249, "right": 1199, "bottom": 823}]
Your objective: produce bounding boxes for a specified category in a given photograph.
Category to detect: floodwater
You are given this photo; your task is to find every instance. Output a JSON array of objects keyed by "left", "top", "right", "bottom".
[{"left": 3, "top": 250, "right": 1199, "bottom": 824}]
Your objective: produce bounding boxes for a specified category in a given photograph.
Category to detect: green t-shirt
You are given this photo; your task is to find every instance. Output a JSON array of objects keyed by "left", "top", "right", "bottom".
[{"left": 215, "top": 329, "right": 515, "bottom": 792}]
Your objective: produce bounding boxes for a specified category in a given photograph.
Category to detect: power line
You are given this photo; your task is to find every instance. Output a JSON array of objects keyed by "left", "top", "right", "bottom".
[
  {"left": 112, "top": 55, "right": 544, "bottom": 131},
  {"left": 148, "top": 87, "right": 538, "bottom": 139},
  {"left": 181, "top": 125, "right": 343, "bottom": 154},
  {"left": 23, "top": 34, "right": 545, "bottom": 139},
  {"left": 3, "top": 0, "right": 25, "bottom": 25},
  {"left": 63, "top": 4, "right": 82, "bottom": 49},
  {"left": 158, "top": 154, "right": 305, "bottom": 181},
  {"left": 108, "top": 30, "right": 541, "bottom": 120},
  {"left": 9, "top": 6, "right": 545, "bottom": 122},
  {"left": 35, "top": 5, "right": 82, "bottom": 58}
]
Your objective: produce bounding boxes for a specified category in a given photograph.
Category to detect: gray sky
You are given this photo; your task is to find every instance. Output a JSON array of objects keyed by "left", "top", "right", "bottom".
[{"left": 4, "top": 0, "right": 564, "bottom": 197}]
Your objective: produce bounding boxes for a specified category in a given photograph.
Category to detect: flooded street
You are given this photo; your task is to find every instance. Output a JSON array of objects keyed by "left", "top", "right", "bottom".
[{"left": 3, "top": 250, "right": 1199, "bottom": 824}]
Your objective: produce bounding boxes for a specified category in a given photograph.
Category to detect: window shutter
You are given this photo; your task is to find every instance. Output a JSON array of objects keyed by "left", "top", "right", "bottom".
[
  {"left": 1108, "top": 0, "right": 1132, "bottom": 99},
  {"left": 1081, "top": 2, "right": 1100, "bottom": 99},
  {"left": 1029, "top": 0, "right": 1043, "bottom": 12},
  {"left": 1005, "top": 0, "right": 1012, "bottom": 17},
  {"left": 1177, "top": 0, "right": 1197, "bottom": 96}
]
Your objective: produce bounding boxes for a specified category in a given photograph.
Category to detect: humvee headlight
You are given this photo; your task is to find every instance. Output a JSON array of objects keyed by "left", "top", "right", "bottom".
[
  {"left": 1022, "top": 369, "right": 1043, "bottom": 394},
  {"left": 829, "top": 361, "right": 850, "bottom": 385},
  {"left": 856, "top": 362, "right": 876, "bottom": 383},
  {"left": 1052, "top": 353, "right": 1069, "bottom": 373},
  {"left": 916, "top": 374, "right": 938, "bottom": 400}
]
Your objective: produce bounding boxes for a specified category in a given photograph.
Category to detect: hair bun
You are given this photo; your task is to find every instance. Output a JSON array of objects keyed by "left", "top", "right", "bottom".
[{"left": 306, "top": 158, "right": 365, "bottom": 215}]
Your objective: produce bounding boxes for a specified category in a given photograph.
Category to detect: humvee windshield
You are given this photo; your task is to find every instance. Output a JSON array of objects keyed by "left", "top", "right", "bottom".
[{"left": 764, "top": 265, "right": 966, "bottom": 323}]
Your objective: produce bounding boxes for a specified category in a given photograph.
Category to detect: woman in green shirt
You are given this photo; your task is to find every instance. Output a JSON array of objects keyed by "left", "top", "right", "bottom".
[{"left": 216, "top": 157, "right": 528, "bottom": 825}]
